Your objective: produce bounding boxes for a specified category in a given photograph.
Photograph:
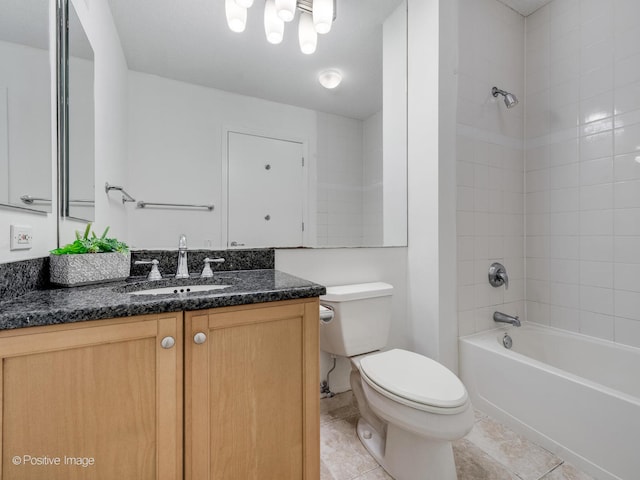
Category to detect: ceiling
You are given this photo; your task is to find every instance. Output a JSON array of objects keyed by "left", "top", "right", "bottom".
[
  {"left": 497, "top": 0, "right": 552, "bottom": 16},
  {"left": 107, "top": 0, "right": 405, "bottom": 120}
]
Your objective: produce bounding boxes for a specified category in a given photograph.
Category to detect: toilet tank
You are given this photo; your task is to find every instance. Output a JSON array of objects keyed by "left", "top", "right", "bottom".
[{"left": 320, "top": 282, "right": 393, "bottom": 357}]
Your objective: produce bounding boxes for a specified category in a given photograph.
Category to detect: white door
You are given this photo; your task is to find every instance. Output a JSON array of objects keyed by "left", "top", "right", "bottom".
[{"left": 227, "top": 131, "right": 304, "bottom": 248}]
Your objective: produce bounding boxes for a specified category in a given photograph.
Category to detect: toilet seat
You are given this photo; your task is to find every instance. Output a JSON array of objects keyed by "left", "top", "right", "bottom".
[{"left": 359, "top": 349, "right": 469, "bottom": 414}]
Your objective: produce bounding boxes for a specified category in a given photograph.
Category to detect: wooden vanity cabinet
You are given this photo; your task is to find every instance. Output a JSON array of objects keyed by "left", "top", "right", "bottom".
[
  {"left": 0, "top": 312, "right": 183, "bottom": 480},
  {"left": 0, "top": 298, "right": 319, "bottom": 480},
  {"left": 185, "top": 298, "right": 320, "bottom": 480}
]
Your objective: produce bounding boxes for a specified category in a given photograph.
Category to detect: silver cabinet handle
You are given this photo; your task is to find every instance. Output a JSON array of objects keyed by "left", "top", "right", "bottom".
[
  {"left": 193, "top": 332, "right": 207, "bottom": 344},
  {"left": 161, "top": 336, "right": 176, "bottom": 349}
]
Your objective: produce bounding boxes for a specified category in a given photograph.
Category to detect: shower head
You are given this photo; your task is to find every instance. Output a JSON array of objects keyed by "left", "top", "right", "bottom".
[{"left": 492, "top": 86, "right": 518, "bottom": 108}]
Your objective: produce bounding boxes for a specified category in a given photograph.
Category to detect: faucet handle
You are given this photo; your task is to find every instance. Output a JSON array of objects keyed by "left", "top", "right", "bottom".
[
  {"left": 135, "top": 259, "right": 162, "bottom": 281},
  {"left": 488, "top": 262, "right": 509, "bottom": 290},
  {"left": 201, "top": 257, "right": 225, "bottom": 278}
]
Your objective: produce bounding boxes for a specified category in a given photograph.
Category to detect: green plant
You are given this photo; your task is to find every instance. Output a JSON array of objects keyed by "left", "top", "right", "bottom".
[{"left": 50, "top": 224, "right": 129, "bottom": 255}]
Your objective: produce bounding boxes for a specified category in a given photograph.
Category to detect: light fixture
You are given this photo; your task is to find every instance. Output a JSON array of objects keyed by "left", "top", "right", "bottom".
[
  {"left": 234, "top": 0, "right": 254, "bottom": 8},
  {"left": 318, "top": 69, "right": 342, "bottom": 89},
  {"left": 226, "top": 0, "right": 337, "bottom": 54},
  {"left": 225, "top": 0, "right": 247, "bottom": 33},
  {"left": 298, "top": 12, "right": 317, "bottom": 54},
  {"left": 264, "top": 0, "right": 284, "bottom": 44},
  {"left": 313, "top": 0, "right": 333, "bottom": 34},
  {"left": 275, "top": 0, "right": 297, "bottom": 22}
]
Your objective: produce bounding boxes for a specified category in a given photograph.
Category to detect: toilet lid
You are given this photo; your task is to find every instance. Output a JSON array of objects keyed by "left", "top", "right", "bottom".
[{"left": 359, "top": 349, "right": 468, "bottom": 408}]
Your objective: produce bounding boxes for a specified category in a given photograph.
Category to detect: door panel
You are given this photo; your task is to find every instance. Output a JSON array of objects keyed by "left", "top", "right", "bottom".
[{"left": 228, "top": 132, "right": 304, "bottom": 248}]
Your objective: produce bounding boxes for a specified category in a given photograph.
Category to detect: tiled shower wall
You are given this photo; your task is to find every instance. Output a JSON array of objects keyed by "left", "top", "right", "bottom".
[
  {"left": 524, "top": 0, "right": 640, "bottom": 347},
  {"left": 456, "top": 0, "right": 526, "bottom": 335}
]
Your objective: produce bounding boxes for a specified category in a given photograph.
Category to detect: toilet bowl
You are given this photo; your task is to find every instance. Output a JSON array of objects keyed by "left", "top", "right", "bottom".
[{"left": 320, "top": 283, "right": 473, "bottom": 480}]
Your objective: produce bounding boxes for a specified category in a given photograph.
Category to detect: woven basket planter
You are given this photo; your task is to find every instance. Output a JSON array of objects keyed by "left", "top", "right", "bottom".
[{"left": 50, "top": 252, "right": 131, "bottom": 287}]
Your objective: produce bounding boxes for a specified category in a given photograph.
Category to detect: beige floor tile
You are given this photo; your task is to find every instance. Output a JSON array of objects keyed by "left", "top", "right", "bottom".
[
  {"left": 320, "top": 415, "right": 380, "bottom": 480},
  {"left": 321, "top": 459, "right": 336, "bottom": 480},
  {"left": 352, "top": 466, "right": 393, "bottom": 479},
  {"left": 453, "top": 438, "right": 520, "bottom": 480},
  {"left": 540, "top": 462, "right": 595, "bottom": 480},
  {"left": 321, "top": 391, "right": 359, "bottom": 425},
  {"left": 465, "top": 417, "right": 562, "bottom": 480}
]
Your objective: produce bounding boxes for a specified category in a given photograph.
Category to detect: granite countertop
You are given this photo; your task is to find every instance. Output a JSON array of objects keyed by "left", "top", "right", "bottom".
[{"left": 0, "top": 269, "right": 326, "bottom": 331}]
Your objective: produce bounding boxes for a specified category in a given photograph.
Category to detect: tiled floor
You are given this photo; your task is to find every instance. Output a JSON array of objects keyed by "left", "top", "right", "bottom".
[{"left": 320, "top": 392, "right": 595, "bottom": 480}]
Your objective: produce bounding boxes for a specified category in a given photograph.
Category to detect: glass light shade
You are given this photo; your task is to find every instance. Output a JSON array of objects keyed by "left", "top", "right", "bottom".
[
  {"left": 264, "top": 0, "right": 284, "bottom": 44},
  {"left": 225, "top": 0, "right": 247, "bottom": 32},
  {"left": 234, "top": 0, "right": 254, "bottom": 7},
  {"left": 318, "top": 69, "right": 342, "bottom": 89},
  {"left": 275, "top": 0, "right": 296, "bottom": 22},
  {"left": 298, "top": 13, "right": 317, "bottom": 55},
  {"left": 313, "top": 0, "right": 333, "bottom": 34}
]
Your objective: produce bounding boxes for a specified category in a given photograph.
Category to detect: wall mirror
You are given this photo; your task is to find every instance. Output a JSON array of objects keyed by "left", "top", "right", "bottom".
[
  {"left": 0, "top": 0, "right": 52, "bottom": 215},
  {"left": 64, "top": 1, "right": 95, "bottom": 221},
  {"left": 103, "top": 0, "right": 407, "bottom": 248}
]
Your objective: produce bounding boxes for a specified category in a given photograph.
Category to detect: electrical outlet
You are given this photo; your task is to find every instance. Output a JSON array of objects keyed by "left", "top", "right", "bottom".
[{"left": 10, "top": 225, "right": 33, "bottom": 250}]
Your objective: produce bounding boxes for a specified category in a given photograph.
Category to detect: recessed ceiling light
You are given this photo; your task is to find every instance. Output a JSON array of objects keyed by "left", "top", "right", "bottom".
[{"left": 318, "top": 69, "right": 342, "bottom": 89}]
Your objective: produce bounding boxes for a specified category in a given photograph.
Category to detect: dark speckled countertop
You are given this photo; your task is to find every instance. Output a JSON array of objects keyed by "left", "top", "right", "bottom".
[{"left": 0, "top": 270, "right": 326, "bottom": 331}]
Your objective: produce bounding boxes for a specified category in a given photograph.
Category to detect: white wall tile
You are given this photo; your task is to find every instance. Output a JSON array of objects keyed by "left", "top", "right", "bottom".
[
  {"left": 580, "top": 157, "right": 613, "bottom": 185},
  {"left": 580, "top": 260, "right": 613, "bottom": 288},
  {"left": 614, "top": 208, "right": 640, "bottom": 235},
  {"left": 614, "top": 290, "right": 640, "bottom": 321},
  {"left": 580, "top": 285, "right": 614, "bottom": 315},
  {"left": 580, "top": 310, "right": 614, "bottom": 340},
  {"left": 615, "top": 263, "right": 640, "bottom": 292},
  {"left": 614, "top": 317, "right": 640, "bottom": 348},
  {"left": 614, "top": 123, "right": 640, "bottom": 155}
]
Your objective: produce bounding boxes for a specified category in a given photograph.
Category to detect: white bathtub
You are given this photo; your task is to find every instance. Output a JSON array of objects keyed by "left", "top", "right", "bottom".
[{"left": 459, "top": 323, "right": 640, "bottom": 480}]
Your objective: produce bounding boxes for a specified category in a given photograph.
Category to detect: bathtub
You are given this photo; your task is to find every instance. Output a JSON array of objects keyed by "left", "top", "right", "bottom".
[{"left": 459, "top": 323, "right": 640, "bottom": 480}]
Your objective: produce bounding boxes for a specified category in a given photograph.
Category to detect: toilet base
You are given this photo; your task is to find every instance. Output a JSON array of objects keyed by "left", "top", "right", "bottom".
[{"left": 356, "top": 417, "right": 458, "bottom": 480}]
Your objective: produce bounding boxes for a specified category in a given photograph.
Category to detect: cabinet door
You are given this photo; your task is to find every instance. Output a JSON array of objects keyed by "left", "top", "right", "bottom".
[
  {"left": 185, "top": 299, "right": 319, "bottom": 480},
  {"left": 0, "top": 313, "right": 183, "bottom": 480}
]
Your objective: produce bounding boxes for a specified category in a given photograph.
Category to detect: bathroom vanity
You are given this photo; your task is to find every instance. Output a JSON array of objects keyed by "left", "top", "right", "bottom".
[{"left": 0, "top": 266, "right": 324, "bottom": 480}]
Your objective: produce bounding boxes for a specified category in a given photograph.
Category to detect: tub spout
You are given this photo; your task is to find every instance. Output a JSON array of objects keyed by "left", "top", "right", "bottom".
[{"left": 494, "top": 311, "right": 520, "bottom": 327}]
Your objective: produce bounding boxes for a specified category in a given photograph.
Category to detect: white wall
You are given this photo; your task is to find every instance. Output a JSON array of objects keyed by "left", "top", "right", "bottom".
[
  {"left": 456, "top": 0, "right": 526, "bottom": 337},
  {"left": 59, "top": 0, "right": 129, "bottom": 245},
  {"left": 382, "top": 1, "right": 408, "bottom": 247},
  {"left": 524, "top": 0, "right": 640, "bottom": 348},
  {"left": 0, "top": 41, "right": 52, "bottom": 208}
]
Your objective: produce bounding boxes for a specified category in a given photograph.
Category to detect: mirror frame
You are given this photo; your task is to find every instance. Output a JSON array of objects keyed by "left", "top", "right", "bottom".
[{"left": 56, "top": 0, "right": 69, "bottom": 246}]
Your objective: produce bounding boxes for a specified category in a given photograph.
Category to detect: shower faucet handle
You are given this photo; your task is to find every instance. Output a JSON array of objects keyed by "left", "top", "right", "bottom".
[{"left": 488, "top": 262, "right": 509, "bottom": 290}]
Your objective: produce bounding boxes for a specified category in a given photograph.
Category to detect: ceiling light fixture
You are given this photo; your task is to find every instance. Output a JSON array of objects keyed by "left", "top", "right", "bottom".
[
  {"left": 225, "top": 0, "right": 248, "bottom": 33},
  {"left": 298, "top": 12, "right": 317, "bottom": 54},
  {"left": 318, "top": 69, "right": 342, "bottom": 89},
  {"left": 264, "top": 0, "right": 285, "bottom": 44},
  {"left": 226, "top": 0, "right": 337, "bottom": 54}
]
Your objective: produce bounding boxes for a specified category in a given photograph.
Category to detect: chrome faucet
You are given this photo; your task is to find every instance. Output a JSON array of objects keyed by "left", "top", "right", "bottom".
[
  {"left": 494, "top": 311, "right": 521, "bottom": 327},
  {"left": 175, "top": 234, "right": 189, "bottom": 279}
]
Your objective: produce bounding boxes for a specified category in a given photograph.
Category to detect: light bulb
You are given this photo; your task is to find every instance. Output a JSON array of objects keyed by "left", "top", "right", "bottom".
[
  {"left": 264, "top": 0, "right": 284, "bottom": 44},
  {"left": 235, "top": 0, "right": 254, "bottom": 7},
  {"left": 275, "top": 0, "right": 296, "bottom": 22},
  {"left": 318, "top": 69, "right": 342, "bottom": 89},
  {"left": 298, "top": 12, "right": 317, "bottom": 54},
  {"left": 313, "top": 0, "right": 333, "bottom": 34},
  {"left": 225, "top": 0, "right": 247, "bottom": 33}
]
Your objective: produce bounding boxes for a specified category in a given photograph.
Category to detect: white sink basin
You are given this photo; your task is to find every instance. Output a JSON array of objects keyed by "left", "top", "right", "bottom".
[{"left": 127, "top": 284, "right": 231, "bottom": 296}]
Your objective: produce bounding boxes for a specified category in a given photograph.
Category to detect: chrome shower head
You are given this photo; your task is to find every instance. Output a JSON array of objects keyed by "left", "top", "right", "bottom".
[{"left": 492, "top": 86, "right": 518, "bottom": 108}]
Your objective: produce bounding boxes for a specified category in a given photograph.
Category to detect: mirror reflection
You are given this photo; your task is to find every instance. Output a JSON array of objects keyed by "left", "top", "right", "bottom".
[
  {"left": 0, "top": 0, "right": 52, "bottom": 214},
  {"left": 66, "top": 2, "right": 95, "bottom": 221},
  {"left": 102, "top": 0, "right": 407, "bottom": 248}
]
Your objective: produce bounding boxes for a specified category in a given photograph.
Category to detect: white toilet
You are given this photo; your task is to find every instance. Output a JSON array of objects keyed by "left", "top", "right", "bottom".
[{"left": 320, "top": 282, "right": 474, "bottom": 480}]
